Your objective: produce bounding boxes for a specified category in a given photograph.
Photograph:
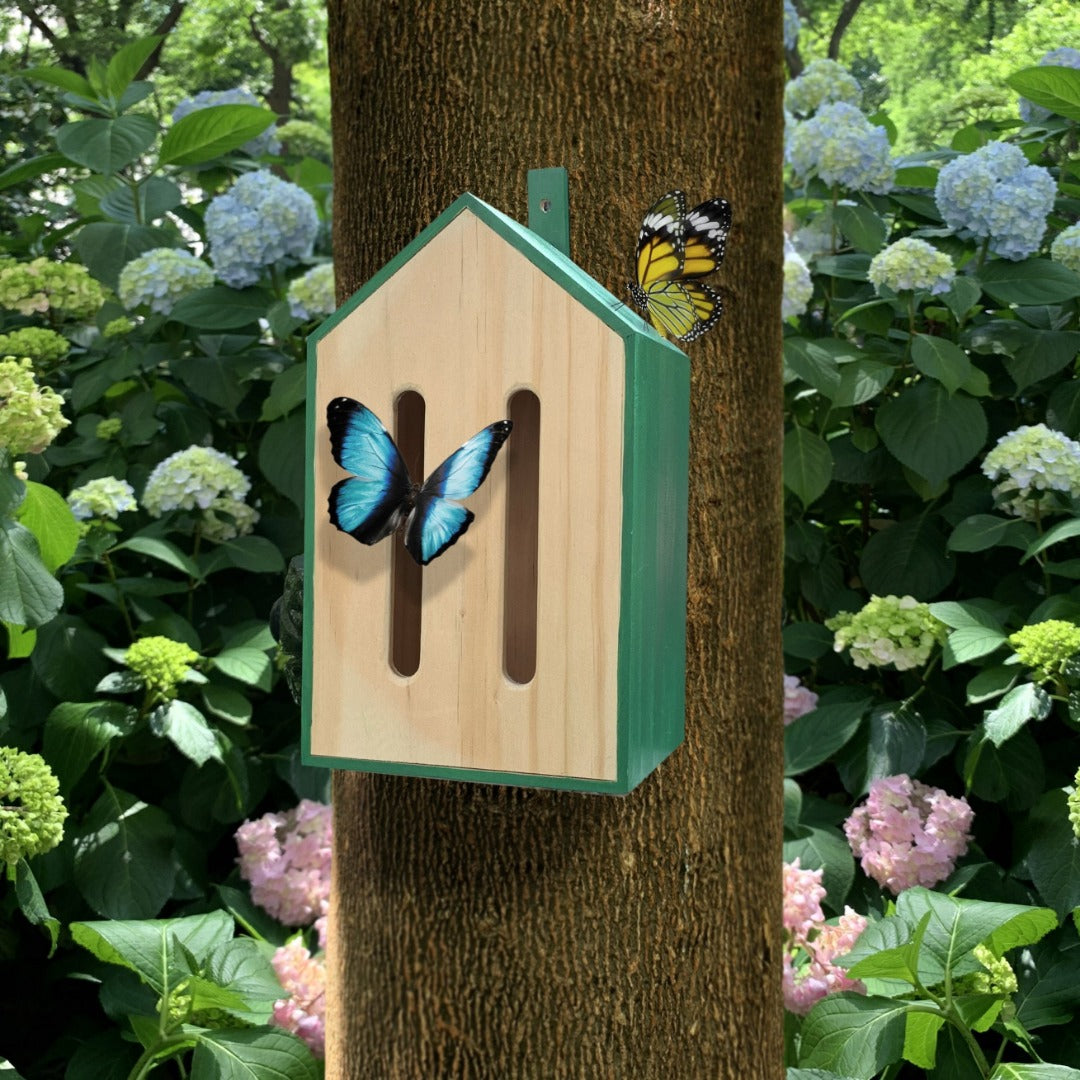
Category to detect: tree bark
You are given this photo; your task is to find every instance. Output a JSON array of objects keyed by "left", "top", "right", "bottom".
[{"left": 325, "top": 1, "right": 784, "bottom": 1076}]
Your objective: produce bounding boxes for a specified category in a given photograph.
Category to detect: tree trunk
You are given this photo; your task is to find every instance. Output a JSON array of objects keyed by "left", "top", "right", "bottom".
[{"left": 325, "top": 1, "right": 784, "bottom": 1075}]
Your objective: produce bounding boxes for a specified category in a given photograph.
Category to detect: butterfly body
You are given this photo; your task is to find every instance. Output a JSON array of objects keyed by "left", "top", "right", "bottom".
[
  {"left": 327, "top": 396, "right": 512, "bottom": 565},
  {"left": 627, "top": 190, "right": 731, "bottom": 343}
]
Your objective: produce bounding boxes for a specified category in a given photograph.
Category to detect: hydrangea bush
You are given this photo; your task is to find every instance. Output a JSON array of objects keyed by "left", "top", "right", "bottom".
[
  {"left": 0, "top": 37, "right": 331, "bottom": 1077},
  {"left": 781, "top": 50, "right": 1080, "bottom": 1079}
]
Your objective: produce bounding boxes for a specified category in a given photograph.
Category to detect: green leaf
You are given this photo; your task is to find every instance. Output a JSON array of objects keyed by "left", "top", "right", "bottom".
[
  {"left": 149, "top": 700, "right": 222, "bottom": 766},
  {"left": 0, "top": 152, "right": 72, "bottom": 192},
  {"left": 964, "top": 724, "right": 1044, "bottom": 805},
  {"left": 202, "top": 684, "right": 253, "bottom": 726},
  {"left": 159, "top": 105, "right": 278, "bottom": 166},
  {"left": 990, "top": 1064, "right": 1080, "bottom": 1079},
  {"left": 943, "top": 625, "right": 1008, "bottom": 669},
  {"left": 1023, "top": 518, "right": 1080, "bottom": 562},
  {"left": 1023, "top": 790, "right": 1080, "bottom": 917},
  {"left": 23, "top": 65, "right": 95, "bottom": 98},
  {"left": 1003, "top": 330, "right": 1080, "bottom": 393},
  {"left": 783, "top": 826, "right": 854, "bottom": 911},
  {"left": 260, "top": 364, "right": 308, "bottom": 421},
  {"left": 191, "top": 1028, "right": 319, "bottom": 1079},
  {"left": 947, "top": 514, "right": 1021, "bottom": 553},
  {"left": 55, "top": 115, "right": 158, "bottom": 174},
  {"left": 259, "top": 413, "right": 306, "bottom": 509},
  {"left": 942, "top": 276, "right": 982, "bottom": 322},
  {"left": 43, "top": 700, "right": 137, "bottom": 793},
  {"left": 834, "top": 205, "right": 887, "bottom": 255},
  {"left": 170, "top": 286, "right": 274, "bottom": 329},
  {"left": 14, "top": 859, "right": 60, "bottom": 955},
  {"left": 115, "top": 535, "right": 200, "bottom": 578},
  {"left": 205, "top": 536, "right": 286, "bottom": 576},
  {"left": 71, "top": 909, "right": 234, "bottom": 996},
  {"left": 783, "top": 621, "right": 835, "bottom": 661},
  {"left": 979, "top": 259, "right": 1080, "bottom": 307},
  {"left": 903, "top": 1009, "right": 945, "bottom": 1070},
  {"left": 876, "top": 382, "right": 987, "bottom": 488},
  {"left": 103, "top": 36, "right": 162, "bottom": 100},
  {"left": 72, "top": 787, "right": 176, "bottom": 918},
  {"left": 865, "top": 704, "right": 926, "bottom": 789},
  {"left": 983, "top": 683, "right": 1051, "bottom": 746},
  {"left": 72, "top": 222, "right": 175, "bottom": 291},
  {"left": 1048, "top": 379, "right": 1080, "bottom": 438},
  {"left": 15, "top": 481, "right": 79, "bottom": 573},
  {"left": 205, "top": 938, "right": 283, "bottom": 1009},
  {"left": 5, "top": 623, "right": 36, "bottom": 659},
  {"left": 784, "top": 339, "right": 842, "bottom": 396},
  {"left": 0, "top": 521, "right": 64, "bottom": 628},
  {"left": 784, "top": 698, "right": 869, "bottom": 776},
  {"left": 814, "top": 254, "right": 872, "bottom": 281},
  {"left": 1007, "top": 65, "right": 1080, "bottom": 122},
  {"left": 1014, "top": 936, "right": 1080, "bottom": 1030},
  {"left": 100, "top": 176, "right": 182, "bottom": 224},
  {"left": 784, "top": 427, "right": 833, "bottom": 508},
  {"left": 911, "top": 335, "right": 971, "bottom": 394},
  {"left": 928, "top": 600, "right": 1005, "bottom": 631},
  {"left": 798, "top": 995, "right": 909, "bottom": 1077},
  {"left": 966, "top": 665, "right": 1017, "bottom": 704},
  {"left": 31, "top": 615, "right": 108, "bottom": 700},
  {"left": 859, "top": 516, "right": 955, "bottom": 599},
  {"left": 212, "top": 647, "right": 273, "bottom": 691},
  {"left": 830, "top": 360, "right": 893, "bottom": 407}
]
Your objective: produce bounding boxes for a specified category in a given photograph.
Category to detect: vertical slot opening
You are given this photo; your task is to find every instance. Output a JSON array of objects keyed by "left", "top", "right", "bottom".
[
  {"left": 503, "top": 389, "right": 540, "bottom": 684},
  {"left": 390, "top": 390, "right": 424, "bottom": 676}
]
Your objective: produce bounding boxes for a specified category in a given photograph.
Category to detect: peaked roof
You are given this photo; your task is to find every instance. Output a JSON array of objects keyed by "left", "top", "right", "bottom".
[{"left": 310, "top": 191, "right": 684, "bottom": 358}]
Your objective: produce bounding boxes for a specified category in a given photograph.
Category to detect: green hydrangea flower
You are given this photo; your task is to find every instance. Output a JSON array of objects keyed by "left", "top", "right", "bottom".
[
  {"left": 95, "top": 417, "right": 122, "bottom": 440},
  {"left": 0, "top": 257, "right": 108, "bottom": 320},
  {"left": 1051, "top": 222, "right": 1080, "bottom": 275},
  {"left": 971, "top": 943, "right": 1018, "bottom": 996},
  {"left": 0, "top": 747, "right": 67, "bottom": 866},
  {"left": 103, "top": 316, "right": 135, "bottom": 338},
  {"left": 125, "top": 636, "right": 201, "bottom": 704},
  {"left": 277, "top": 119, "right": 333, "bottom": 161},
  {"left": 868, "top": 237, "right": 955, "bottom": 296},
  {"left": 1068, "top": 766, "right": 1080, "bottom": 840},
  {"left": 0, "top": 356, "right": 70, "bottom": 455},
  {"left": 827, "top": 594, "right": 947, "bottom": 671},
  {"left": 67, "top": 476, "right": 137, "bottom": 520},
  {"left": 0, "top": 328, "right": 69, "bottom": 367},
  {"left": 982, "top": 424, "right": 1080, "bottom": 520},
  {"left": 1008, "top": 620, "right": 1080, "bottom": 683},
  {"left": 118, "top": 248, "right": 214, "bottom": 315},
  {"left": 287, "top": 262, "right": 335, "bottom": 320},
  {"left": 784, "top": 59, "right": 861, "bottom": 119}
]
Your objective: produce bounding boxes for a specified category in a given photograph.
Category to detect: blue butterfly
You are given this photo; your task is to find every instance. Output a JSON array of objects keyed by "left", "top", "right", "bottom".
[{"left": 326, "top": 396, "right": 513, "bottom": 566}]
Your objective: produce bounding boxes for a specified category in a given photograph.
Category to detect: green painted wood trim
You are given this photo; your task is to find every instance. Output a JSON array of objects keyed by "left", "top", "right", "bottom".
[
  {"left": 302, "top": 752, "right": 634, "bottom": 794},
  {"left": 300, "top": 329, "right": 319, "bottom": 769},
  {"left": 527, "top": 168, "right": 570, "bottom": 256},
  {"left": 618, "top": 332, "right": 689, "bottom": 790}
]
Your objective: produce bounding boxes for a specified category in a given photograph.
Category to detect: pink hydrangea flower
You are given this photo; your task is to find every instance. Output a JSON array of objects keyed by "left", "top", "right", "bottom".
[
  {"left": 782, "top": 859, "right": 868, "bottom": 1015},
  {"left": 271, "top": 937, "right": 326, "bottom": 1058},
  {"left": 235, "top": 799, "right": 332, "bottom": 926},
  {"left": 784, "top": 674, "right": 819, "bottom": 724},
  {"left": 844, "top": 774, "right": 973, "bottom": 894}
]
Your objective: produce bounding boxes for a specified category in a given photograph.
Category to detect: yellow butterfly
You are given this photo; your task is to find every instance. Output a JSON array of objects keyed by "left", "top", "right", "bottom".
[{"left": 627, "top": 190, "right": 732, "bottom": 343}]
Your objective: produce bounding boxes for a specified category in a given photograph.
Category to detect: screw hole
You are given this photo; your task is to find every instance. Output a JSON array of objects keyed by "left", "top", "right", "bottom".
[{"left": 539, "top": 198, "right": 551, "bottom": 213}]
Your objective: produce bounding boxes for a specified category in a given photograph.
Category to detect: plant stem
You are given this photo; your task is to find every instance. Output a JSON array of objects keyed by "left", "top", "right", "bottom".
[{"left": 102, "top": 550, "right": 136, "bottom": 641}]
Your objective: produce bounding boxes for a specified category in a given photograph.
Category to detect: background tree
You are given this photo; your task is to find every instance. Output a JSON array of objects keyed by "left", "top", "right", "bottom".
[{"left": 325, "top": 0, "right": 784, "bottom": 1075}]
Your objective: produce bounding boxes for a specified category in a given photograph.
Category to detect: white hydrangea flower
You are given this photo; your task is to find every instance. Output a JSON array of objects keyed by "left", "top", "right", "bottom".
[
  {"left": 783, "top": 242, "right": 813, "bottom": 319},
  {"left": 981, "top": 423, "right": 1080, "bottom": 520},
  {"left": 1050, "top": 223, "right": 1080, "bottom": 275},
  {"left": 142, "top": 445, "right": 258, "bottom": 539},
  {"left": 827, "top": 594, "right": 947, "bottom": 672},
  {"left": 287, "top": 263, "right": 336, "bottom": 319},
  {"left": 118, "top": 249, "right": 214, "bottom": 315},
  {"left": 67, "top": 476, "right": 137, "bottom": 521},
  {"left": 867, "top": 237, "right": 956, "bottom": 295},
  {"left": 784, "top": 60, "right": 861, "bottom": 119}
]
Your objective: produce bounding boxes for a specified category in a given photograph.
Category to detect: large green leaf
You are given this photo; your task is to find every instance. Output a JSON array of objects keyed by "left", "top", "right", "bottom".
[
  {"left": 990, "top": 1064, "right": 1080, "bottom": 1080},
  {"left": 983, "top": 683, "right": 1051, "bottom": 746},
  {"left": 1007, "top": 66, "right": 1080, "bottom": 122},
  {"left": 16, "top": 481, "right": 79, "bottom": 573},
  {"left": 191, "top": 1028, "right": 319, "bottom": 1080},
  {"left": 43, "top": 700, "right": 137, "bottom": 793},
  {"left": 71, "top": 787, "right": 176, "bottom": 918},
  {"left": 0, "top": 521, "right": 64, "bottom": 628},
  {"left": 942, "top": 625, "right": 1008, "bottom": 668},
  {"left": 159, "top": 105, "right": 277, "bottom": 166},
  {"left": 784, "top": 426, "right": 833, "bottom": 507},
  {"left": 71, "top": 909, "right": 234, "bottom": 996},
  {"left": 23, "top": 64, "right": 95, "bottom": 99},
  {"left": 1023, "top": 790, "right": 1080, "bottom": 917},
  {"left": 170, "top": 286, "right": 274, "bottom": 330},
  {"left": 259, "top": 413, "right": 306, "bottom": 509},
  {"left": 1014, "top": 936, "right": 1080, "bottom": 1031},
  {"left": 798, "top": 995, "right": 909, "bottom": 1078},
  {"left": 0, "top": 152, "right": 72, "bottom": 192},
  {"left": 911, "top": 335, "right": 971, "bottom": 394},
  {"left": 784, "top": 697, "right": 870, "bottom": 776},
  {"left": 100, "top": 176, "right": 182, "bottom": 224},
  {"left": 978, "top": 259, "right": 1080, "bottom": 307},
  {"left": 103, "top": 36, "right": 163, "bottom": 100},
  {"left": 859, "top": 515, "right": 955, "bottom": 599},
  {"left": 115, "top": 535, "right": 200, "bottom": 578},
  {"left": 55, "top": 115, "right": 158, "bottom": 174},
  {"left": 31, "top": 615, "right": 108, "bottom": 700},
  {"left": 212, "top": 647, "right": 273, "bottom": 691},
  {"left": 875, "top": 381, "right": 987, "bottom": 488},
  {"left": 864, "top": 704, "right": 926, "bottom": 788},
  {"left": 834, "top": 205, "right": 887, "bottom": 255},
  {"left": 72, "top": 222, "right": 175, "bottom": 290},
  {"left": 260, "top": 364, "right": 308, "bottom": 421},
  {"left": 831, "top": 360, "right": 893, "bottom": 407},
  {"left": 149, "top": 700, "right": 222, "bottom": 766}
]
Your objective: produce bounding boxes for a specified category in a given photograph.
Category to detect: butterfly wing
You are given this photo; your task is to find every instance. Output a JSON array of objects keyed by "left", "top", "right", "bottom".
[
  {"left": 326, "top": 396, "right": 414, "bottom": 544},
  {"left": 643, "top": 280, "right": 722, "bottom": 342},
  {"left": 403, "top": 419, "right": 513, "bottom": 565},
  {"left": 681, "top": 198, "right": 732, "bottom": 279},
  {"left": 633, "top": 190, "right": 687, "bottom": 296}
]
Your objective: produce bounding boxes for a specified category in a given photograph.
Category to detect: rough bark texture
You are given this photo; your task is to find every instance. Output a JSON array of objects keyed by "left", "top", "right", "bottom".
[{"left": 325, "top": 1, "right": 784, "bottom": 1075}]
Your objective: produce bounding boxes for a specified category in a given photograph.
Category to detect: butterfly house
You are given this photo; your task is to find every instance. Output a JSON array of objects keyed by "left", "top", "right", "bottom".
[{"left": 303, "top": 180, "right": 690, "bottom": 793}]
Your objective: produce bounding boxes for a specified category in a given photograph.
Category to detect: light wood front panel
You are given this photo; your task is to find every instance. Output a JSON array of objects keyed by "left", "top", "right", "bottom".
[{"left": 311, "top": 209, "right": 625, "bottom": 780}]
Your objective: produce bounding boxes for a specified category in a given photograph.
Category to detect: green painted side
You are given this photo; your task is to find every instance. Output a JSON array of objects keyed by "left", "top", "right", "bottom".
[
  {"left": 527, "top": 168, "right": 570, "bottom": 256},
  {"left": 301, "top": 190, "right": 688, "bottom": 793},
  {"left": 618, "top": 333, "right": 690, "bottom": 790}
]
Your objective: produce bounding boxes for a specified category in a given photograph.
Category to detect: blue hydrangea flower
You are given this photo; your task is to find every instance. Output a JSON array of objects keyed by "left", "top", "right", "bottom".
[
  {"left": 868, "top": 237, "right": 955, "bottom": 295},
  {"left": 205, "top": 171, "right": 319, "bottom": 288},
  {"left": 783, "top": 239, "right": 813, "bottom": 319},
  {"left": 1051, "top": 223, "right": 1080, "bottom": 275},
  {"left": 287, "top": 263, "right": 336, "bottom": 319},
  {"left": 1018, "top": 47, "right": 1080, "bottom": 123},
  {"left": 934, "top": 142, "right": 1055, "bottom": 260},
  {"left": 118, "top": 248, "right": 214, "bottom": 315},
  {"left": 786, "top": 103, "right": 895, "bottom": 194},
  {"left": 783, "top": 0, "right": 800, "bottom": 51},
  {"left": 172, "top": 89, "right": 281, "bottom": 157},
  {"left": 784, "top": 60, "right": 861, "bottom": 119}
]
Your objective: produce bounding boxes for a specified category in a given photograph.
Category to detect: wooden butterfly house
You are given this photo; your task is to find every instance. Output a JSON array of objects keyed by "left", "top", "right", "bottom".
[{"left": 303, "top": 174, "right": 690, "bottom": 793}]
